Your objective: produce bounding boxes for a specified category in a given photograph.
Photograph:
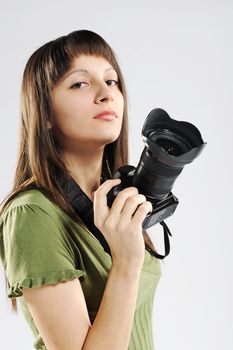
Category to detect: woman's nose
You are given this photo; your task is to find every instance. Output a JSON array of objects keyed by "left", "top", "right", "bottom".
[{"left": 95, "top": 84, "right": 114, "bottom": 103}]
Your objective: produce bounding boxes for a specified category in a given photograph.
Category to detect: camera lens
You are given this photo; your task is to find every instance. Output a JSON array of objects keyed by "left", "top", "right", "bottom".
[
  {"left": 133, "top": 108, "right": 206, "bottom": 200},
  {"left": 155, "top": 139, "right": 183, "bottom": 156}
]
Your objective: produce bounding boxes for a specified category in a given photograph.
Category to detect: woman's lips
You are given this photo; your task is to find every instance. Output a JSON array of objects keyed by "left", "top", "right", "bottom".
[
  {"left": 94, "top": 114, "right": 116, "bottom": 120},
  {"left": 94, "top": 110, "right": 117, "bottom": 120}
]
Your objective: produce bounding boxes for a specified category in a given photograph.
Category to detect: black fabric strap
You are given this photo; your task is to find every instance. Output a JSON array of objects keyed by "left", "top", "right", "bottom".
[
  {"left": 63, "top": 176, "right": 112, "bottom": 256},
  {"left": 145, "top": 221, "right": 172, "bottom": 259}
]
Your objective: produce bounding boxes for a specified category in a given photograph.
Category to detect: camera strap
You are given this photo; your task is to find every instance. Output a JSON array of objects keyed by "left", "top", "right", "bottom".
[
  {"left": 145, "top": 221, "right": 172, "bottom": 259},
  {"left": 63, "top": 176, "right": 112, "bottom": 256}
]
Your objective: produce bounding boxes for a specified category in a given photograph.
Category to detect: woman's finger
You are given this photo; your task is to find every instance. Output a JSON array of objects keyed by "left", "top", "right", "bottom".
[
  {"left": 131, "top": 201, "right": 153, "bottom": 228},
  {"left": 93, "top": 179, "right": 121, "bottom": 227}
]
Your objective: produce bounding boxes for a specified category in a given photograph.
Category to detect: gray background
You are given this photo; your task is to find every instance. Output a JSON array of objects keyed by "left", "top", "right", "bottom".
[{"left": 0, "top": 0, "right": 232, "bottom": 349}]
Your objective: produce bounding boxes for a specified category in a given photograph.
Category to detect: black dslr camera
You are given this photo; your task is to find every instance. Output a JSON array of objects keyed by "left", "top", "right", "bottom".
[
  {"left": 63, "top": 108, "right": 206, "bottom": 260},
  {"left": 106, "top": 108, "right": 206, "bottom": 248}
]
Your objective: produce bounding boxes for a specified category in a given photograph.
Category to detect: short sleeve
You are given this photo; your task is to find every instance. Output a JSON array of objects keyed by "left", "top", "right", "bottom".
[{"left": 0, "top": 203, "right": 86, "bottom": 298}]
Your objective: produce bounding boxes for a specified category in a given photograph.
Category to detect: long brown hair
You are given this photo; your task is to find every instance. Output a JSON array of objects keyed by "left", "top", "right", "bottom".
[{"left": 0, "top": 29, "right": 157, "bottom": 313}]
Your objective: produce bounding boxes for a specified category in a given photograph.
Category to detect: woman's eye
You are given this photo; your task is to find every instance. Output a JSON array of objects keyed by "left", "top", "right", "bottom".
[
  {"left": 71, "top": 82, "right": 87, "bottom": 89},
  {"left": 106, "top": 79, "right": 119, "bottom": 86}
]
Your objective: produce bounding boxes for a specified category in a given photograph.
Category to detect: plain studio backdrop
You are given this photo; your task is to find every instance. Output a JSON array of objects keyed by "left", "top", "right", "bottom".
[{"left": 0, "top": 1, "right": 232, "bottom": 349}]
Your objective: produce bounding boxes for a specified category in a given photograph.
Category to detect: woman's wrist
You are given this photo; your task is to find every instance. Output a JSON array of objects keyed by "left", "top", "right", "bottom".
[{"left": 111, "top": 261, "right": 142, "bottom": 279}]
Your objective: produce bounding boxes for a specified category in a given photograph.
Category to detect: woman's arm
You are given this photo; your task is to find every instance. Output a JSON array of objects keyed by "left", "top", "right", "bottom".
[
  {"left": 23, "top": 263, "right": 140, "bottom": 350},
  {"left": 82, "top": 263, "right": 140, "bottom": 350}
]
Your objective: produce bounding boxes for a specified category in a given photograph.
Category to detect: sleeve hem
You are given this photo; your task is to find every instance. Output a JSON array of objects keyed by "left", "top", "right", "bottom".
[{"left": 7, "top": 268, "right": 86, "bottom": 298}]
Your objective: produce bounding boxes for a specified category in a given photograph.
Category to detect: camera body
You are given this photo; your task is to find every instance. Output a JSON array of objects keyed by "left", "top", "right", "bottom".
[{"left": 106, "top": 164, "right": 179, "bottom": 230}]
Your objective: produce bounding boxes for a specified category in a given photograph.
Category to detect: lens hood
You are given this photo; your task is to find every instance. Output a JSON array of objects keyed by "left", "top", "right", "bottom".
[{"left": 141, "top": 108, "right": 207, "bottom": 166}]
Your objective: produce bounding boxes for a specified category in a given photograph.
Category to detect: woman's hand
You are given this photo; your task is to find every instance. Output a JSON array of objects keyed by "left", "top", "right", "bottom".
[{"left": 92, "top": 179, "right": 153, "bottom": 273}]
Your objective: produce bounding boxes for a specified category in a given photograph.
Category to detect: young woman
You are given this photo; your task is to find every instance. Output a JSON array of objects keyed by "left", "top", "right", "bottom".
[{"left": 0, "top": 29, "right": 162, "bottom": 350}]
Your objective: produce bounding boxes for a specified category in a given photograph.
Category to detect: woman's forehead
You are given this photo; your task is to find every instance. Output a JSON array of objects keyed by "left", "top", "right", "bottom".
[
  {"left": 60, "top": 55, "right": 117, "bottom": 83},
  {"left": 70, "top": 54, "right": 113, "bottom": 69}
]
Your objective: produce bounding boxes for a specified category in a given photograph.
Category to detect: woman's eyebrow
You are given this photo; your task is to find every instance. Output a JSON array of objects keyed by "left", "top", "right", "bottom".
[{"left": 62, "top": 67, "right": 117, "bottom": 81}]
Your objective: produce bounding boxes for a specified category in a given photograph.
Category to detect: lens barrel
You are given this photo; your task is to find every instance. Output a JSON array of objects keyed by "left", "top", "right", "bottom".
[{"left": 133, "top": 108, "right": 206, "bottom": 200}]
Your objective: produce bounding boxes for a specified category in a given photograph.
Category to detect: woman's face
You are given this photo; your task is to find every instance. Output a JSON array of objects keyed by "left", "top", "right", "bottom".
[{"left": 51, "top": 54, "right": 124, "bottom": 153}]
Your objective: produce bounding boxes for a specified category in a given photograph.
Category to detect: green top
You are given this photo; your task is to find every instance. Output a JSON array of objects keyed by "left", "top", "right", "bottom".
[{"left": 0, "top": 189, "right": 161, "bottom": 350}]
